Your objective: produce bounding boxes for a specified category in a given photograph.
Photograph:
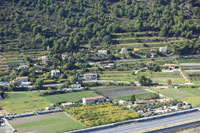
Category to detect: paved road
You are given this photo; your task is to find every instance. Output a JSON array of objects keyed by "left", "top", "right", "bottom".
[{"left": 92, "top": 111, "right": 200, "bottom": 133}]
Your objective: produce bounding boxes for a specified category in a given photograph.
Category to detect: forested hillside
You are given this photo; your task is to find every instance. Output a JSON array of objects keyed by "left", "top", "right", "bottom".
[{"left": 0, "top": 0, "right": 200, "bottom": 53}]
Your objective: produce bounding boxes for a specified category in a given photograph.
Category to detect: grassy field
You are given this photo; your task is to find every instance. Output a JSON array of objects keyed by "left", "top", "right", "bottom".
[
  {"left": 10, "top": 112, "right": 84, "bottom": 133},
  {"left": 99, "top": 71, "right": 136, "bottom": 81},
  {"left": 0, "top": 92, "right": 50, "bottom": 114},
  {"left": 44, "top": 91, "right": 100, "bottom": 104},
  {"left": 67, "top": 102, "right": 140, "bottom": 127},
  {"left": 140, "top": 71, "right": 185, "bottom": 84},
  {"left": 149, "top": 87, "right": 200, "bottom": 107},
  {"left": 113, "top": 92, "right": 159, "bottom": 101},
  {"left": 100, "top": 70, "right": 185, "bottom": 84}
]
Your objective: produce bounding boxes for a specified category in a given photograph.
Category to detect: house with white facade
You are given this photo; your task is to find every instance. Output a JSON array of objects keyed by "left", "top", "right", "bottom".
[
  {"left": 159, "top": 47, "right": 167, "bottom": 53},
  {"left": 18, "top": 65, "right": 29, "bottom": 70},
  {"left": 98, "top": 50, "right": 108, "bottom": 56},
  {"left": 51, "top": 70, "right": 60, "bottom": 77}
]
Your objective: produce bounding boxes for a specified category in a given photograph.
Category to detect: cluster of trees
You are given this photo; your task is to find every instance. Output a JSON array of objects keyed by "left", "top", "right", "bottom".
[
  {"left": 0, "top": 0, "right": 200, "bottom": 52},
  {"left": 171, "top": 39, "right": 200, "bottom": 55},
  {"left": 138, "top": 75, "right": 152, "bottom": 86}
]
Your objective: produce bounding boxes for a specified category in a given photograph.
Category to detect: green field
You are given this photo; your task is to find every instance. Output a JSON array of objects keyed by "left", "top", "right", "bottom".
[
  {"left": 149, "top": 87, "right": 200, "bottom": 107},
  {"left": 10, "top": 112, "right": 84, "bottom": 133},
  {"left": 140, "top": 71, "right": 185, "bottom": 84},
  {"left": 100, "top": 70, "right": 185, "bottom": 84},
  {"left": 44, "top": 91, "right": 100, "bottom": 104},
  {"left": 113, "top": 92, "right": 159, "bottom": 101},
  {"left": 100, "top": 71, "right": 136, "bottom": 81},
  {"left": 0, "top": 92, "right": 50, "bottom": 114}
]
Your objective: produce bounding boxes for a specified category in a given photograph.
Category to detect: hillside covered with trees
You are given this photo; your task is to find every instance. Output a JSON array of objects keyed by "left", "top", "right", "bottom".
[{"left": 1, "top": 0, "right": 200, "bottom": 54}]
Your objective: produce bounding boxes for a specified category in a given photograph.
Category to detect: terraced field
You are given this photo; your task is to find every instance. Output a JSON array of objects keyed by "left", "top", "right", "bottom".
[{"left": 0, "top": 52, "right": 8, "bottom": 71}]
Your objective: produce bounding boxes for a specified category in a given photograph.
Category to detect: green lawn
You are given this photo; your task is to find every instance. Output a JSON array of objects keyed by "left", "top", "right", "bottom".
[
  {"left": 11, "top": 112, "right": 84, "bottom": 133},
  {"left": 149, "top": 87, "right": 200, "bottom": 107},
  {"left": 0, "top": 92, "right": 50, "bottom": 114},
  {"left": 44, "top": 91, "right": 100, "bottom": 104}
]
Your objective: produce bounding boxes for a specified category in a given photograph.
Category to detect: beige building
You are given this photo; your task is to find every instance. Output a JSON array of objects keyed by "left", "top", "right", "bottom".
[
  {"left": 38, "top": 56, "right": 48, "bottom": 64},
  {"left": 98, "top": 50, "right": 108, "bottom": 56},
  {"left": 61, "top": 102, "right": 75, "bottom": 107},
  {"left": 83, "top": 73, "right": 97, "bottom": 80},
  {"left": 16, "top": 76, "right": 28, "bottom": 82},
  {"left": 164, "top": 64, "right": 178, "bottom": 70},
  {"left": 82, "top": 96, "right": 105, "bottom": 105},
  {"left": 159, "top": 47, "right": 167, "bottom": 53}
]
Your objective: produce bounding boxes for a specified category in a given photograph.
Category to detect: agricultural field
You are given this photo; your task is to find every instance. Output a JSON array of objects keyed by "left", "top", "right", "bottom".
[
  {"left": 100, "top": 70, "right": 185, "bottom": 84},
  {"left": 113, "top": 92, "right": 159, "bottom": 101},
  {"left": 5, "top": 51, "right": 24, "bottom": 66},
  {"left": 179, "top": 61, "right": 200, "bottom": 84},
  {"left": 99, "top": 71, "right": 136, "bottom": 81},
  {"left": 4, "top": 50, "right": 48, "bottom": 67},
  {"left": 66, "top": 102, "right": 140, "bottom": 127},
  {"left": 44, "top": 91, "right": 100, "bottom": 104},
  {"left": 9, "top": 112, "right": 84, "bottom": 133},
  {"left": 0, "top": 92, "right": 50, "bottom": 114},
  {"left": 92, "top": 86, "right": 149, "bottom": 98},
  {"left": 0, "top": 52, "right": 9, "bottom": 71},
  {"left": 140, "top": 71, "right": 185, "bottom": 84},
  {"left": 149, "top": 87, "right": 200, "bottom": 107}
]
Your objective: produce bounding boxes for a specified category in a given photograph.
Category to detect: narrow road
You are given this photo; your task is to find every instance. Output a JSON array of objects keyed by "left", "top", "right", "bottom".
[{"left": 179, "top": 69, "right": 191, "bottom": 84}]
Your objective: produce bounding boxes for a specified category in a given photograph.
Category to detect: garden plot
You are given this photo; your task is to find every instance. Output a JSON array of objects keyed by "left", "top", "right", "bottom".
[
  {"left": 93, "top": 86, "right": 149, "bottom": 98},
  {"left": 9, "top": 112, "right": 84, "bottom": 133}
]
